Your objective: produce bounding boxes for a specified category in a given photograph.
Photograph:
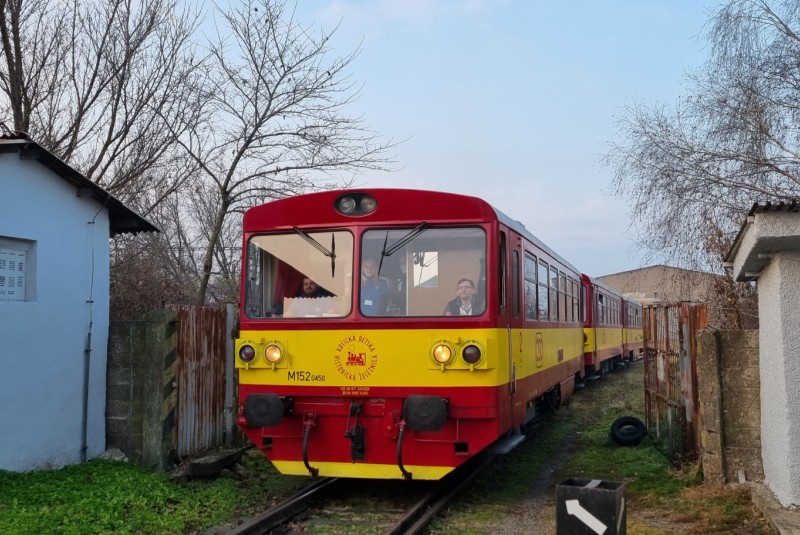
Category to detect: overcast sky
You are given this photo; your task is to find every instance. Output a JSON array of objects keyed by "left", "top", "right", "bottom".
[{"left": 228, "top": 1, "right": 713, "bottom": 277}]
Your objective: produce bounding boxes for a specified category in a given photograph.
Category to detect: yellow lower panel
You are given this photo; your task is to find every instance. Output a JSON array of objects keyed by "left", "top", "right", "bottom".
[{"left": 272, "top": 460, "right": 454, "bottom": 480}]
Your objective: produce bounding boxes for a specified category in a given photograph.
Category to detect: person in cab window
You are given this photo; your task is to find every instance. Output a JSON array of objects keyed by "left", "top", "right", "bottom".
[
  {"left": 361, "top": 257, "right": 389, "bottom": 316},
  {"left": 443, "top": 278, "right": 484, "bottom": 316},
  {"left": 284, "top": 277, "right": 335, "bottom": 317}
]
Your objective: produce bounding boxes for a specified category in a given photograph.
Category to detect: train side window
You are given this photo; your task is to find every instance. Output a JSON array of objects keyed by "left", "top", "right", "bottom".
[
  {"left": 566, "top": 276, "right": 573, "bottom": 323},
  {"left": 512, "top": 250, "right": 520, "bottom": 319},
  {"left": 549, "top": 266, "right": 558, "bottom": 322},
  {"left": 558, "top": 272, "right": 566, "bottom": 323},
  {"left": 499, "top": 232, "right": 506, "bottom": 315},
  {"left": 524, "top": 253, "right": 537, "bottom": 320},
  {"left": 538, "top": 260, "right": 549, "bottom": 319},
  {"left": 598, "top": 293, "right": 605, "bottom": 325}
]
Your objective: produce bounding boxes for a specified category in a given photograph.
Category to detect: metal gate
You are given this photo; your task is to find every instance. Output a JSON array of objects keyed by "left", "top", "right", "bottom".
[
  {"left": 643, "top": 303, "right": 707, "bottom": 465},
  {"left": 169, "top": 305, "right": 231, "bottom": 457}
]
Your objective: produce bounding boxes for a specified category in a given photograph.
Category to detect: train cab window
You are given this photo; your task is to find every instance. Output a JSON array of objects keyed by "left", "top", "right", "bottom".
[
  {"left": 558, "top": 272, "right": 567, "bottom": 323},
  {"left": 361, "top": 227, "right": 486, "bottom": 317},
  {"left": 524, "top": 254, "right": 537, "bottom": 320},
  {"left": 512, "top": 250, "right": 520, "bottom": 319},
  {"left": 549, "top": 266, "right": 559, "bottom": 322},
  {"left": 581, "top": 285, "right": 587, "bottom": 323},
  {"left": 538, "top": 260, "right": 549, "bottom": 319},
  {"left": 244, "top": 230, "right": 354, "bottom": 319}
]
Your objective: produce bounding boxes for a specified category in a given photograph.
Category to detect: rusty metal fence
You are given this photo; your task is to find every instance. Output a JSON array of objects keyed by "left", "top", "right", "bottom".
[
  {"left": 643, "top": 303, "right": 708, "bottom": 465},
  {"left": 169, "top": 304, "right": 234, "bottom": 457}
]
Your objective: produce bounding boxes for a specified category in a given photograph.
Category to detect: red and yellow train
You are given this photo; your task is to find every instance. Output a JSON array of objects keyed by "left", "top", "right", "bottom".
[{"left": 235, "top": 189, "right": 642, "bottom": 480}]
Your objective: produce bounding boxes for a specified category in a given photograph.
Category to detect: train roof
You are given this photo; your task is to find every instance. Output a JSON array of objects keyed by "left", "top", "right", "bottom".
[
  {"left": 244, "top": 188, "right": 581, "bottom": 274},
  {"left": 492, "top": 208, "right": 581, "bottom": 274},
  {"left": 582, "top": 274, "right": 625, "bottom": 299}
]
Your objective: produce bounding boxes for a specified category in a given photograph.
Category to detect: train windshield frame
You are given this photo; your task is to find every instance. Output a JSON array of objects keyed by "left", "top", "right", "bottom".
[
  {"left": 359, "top": 226, "right": 487, "bottom": 318},
  {"left": 243, "top": 230, "right": 354, "bottom": 320}
]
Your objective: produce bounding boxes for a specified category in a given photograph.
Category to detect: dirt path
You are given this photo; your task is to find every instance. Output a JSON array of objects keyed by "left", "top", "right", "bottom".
[{"left": 481, "top": 366, "right": 645, "bottom": 534}]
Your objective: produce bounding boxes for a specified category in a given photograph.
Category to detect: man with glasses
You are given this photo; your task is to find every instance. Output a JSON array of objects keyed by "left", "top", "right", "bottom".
[{"left": 443, "top": 278, "right": 484, "bottom": 316}]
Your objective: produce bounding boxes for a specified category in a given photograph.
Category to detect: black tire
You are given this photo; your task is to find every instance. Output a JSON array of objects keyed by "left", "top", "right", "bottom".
[{"left": 610, "top": 416, "right": 647, "bottom": 446}]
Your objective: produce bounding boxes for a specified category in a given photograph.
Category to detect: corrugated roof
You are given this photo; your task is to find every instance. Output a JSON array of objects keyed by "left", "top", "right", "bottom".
[
  {"left": 0, "top": 134, "right": 158, "bottom": 235},
  {"left": 724, "top": 200, "right": 800, "bottom": 263}
]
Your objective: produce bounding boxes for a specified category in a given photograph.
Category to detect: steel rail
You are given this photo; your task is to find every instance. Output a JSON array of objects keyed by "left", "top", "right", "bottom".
[
  {"left": 227, "top": 476, "right": 340, "bottom": 535},
  {"left": 383, "top": 452, "right": 495, "bottom": 535}
]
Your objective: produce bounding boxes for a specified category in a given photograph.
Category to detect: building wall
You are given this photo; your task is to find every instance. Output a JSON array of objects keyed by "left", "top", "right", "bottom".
[
  {"left": 0, "top": 153, "right": 109, "bottom": 471},
  {"left": 758, "top": 252, "right": 800, "bottom": 506},
  {"left": 597, "top": 265, "right": 717, "bottom": 303}
]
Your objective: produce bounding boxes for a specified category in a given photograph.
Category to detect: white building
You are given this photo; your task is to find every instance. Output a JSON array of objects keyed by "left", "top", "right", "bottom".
[
  {"left": 725, "top": 201, "right": 800, "bottom": 507},
  {"left": 0, "top": 135, "right": 156, "bottom": 471}
]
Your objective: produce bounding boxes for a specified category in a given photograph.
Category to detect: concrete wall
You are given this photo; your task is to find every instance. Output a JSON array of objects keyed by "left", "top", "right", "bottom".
[
  {"left": 758, "top": 252, "right": 800, "bottom": 506},
  {"left": 0, "top": 153, "right": 110, "bottom": 471},
  {"left": 697, "top": 329, "right": 763, "bottom": 486},
  {"left": 106, "top": 310, "right": 177, "bottom": 471}
]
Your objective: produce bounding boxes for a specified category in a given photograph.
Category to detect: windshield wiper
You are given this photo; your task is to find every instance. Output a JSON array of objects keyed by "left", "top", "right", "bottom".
[
  {"left": 377, "top": 222, "right": 429, "bottom": 276},
  {"left": 294, "top": 227, "right": 337, "bottom": 277}
]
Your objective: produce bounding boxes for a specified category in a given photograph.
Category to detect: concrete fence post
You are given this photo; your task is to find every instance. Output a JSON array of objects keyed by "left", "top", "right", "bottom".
[
  {"left": 696, "top": 328, "right": 725, "bottom": 486},
  {"left": 141, "top": 309, "right": 177, "bottom": 471}
]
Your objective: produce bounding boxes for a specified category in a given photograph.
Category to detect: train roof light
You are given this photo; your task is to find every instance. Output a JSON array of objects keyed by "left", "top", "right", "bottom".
[
  {"left": 338, "top": 196, "right": 356, "bottom": 214},
  {"left": 334, "top": 192, "right": 377, "bottom": 216},
  {"left": 360, "top": 195, "right": 377, "bottom": 213}
]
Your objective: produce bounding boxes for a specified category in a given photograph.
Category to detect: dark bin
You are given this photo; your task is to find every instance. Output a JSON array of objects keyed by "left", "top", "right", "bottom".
[{"left": 556, "top": 478, "right": 627, "bottom": 535}]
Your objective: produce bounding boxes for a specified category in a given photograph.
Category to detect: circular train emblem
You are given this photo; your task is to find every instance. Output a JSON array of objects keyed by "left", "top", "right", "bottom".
[{"left": 334, "top": 334, "right": 379, "bottom": 381}]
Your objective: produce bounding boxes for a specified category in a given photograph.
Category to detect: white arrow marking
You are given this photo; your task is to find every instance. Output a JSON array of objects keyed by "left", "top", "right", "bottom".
[
  {"left": 565, "top": 499, "right": 607, "bottom": 535},
  {"left": 617, "top": 497, "right": 625, "bottom": 533}
]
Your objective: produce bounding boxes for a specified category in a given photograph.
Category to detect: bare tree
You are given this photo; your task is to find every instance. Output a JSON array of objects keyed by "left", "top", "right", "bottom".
[
  {"left": 605, "top": 0, "right": 800, "bottom": 266},
  {"left": 174, "top": 0, "right": 398, "bottom": 305},
  {"left": 603, "top": 0, "right": 800, "bottom": 324},
  {"left": 0, "top": 0, "right": 202, "bottom": 212}
]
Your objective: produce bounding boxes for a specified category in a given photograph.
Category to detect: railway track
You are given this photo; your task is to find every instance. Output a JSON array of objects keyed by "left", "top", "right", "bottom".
[{"left": 223, "top": 452, "right": 495, "bottom": 535}]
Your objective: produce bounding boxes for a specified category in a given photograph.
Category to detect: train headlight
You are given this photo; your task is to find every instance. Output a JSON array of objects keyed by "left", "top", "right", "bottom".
[
  {"left": 433, "top": 344, "right": 452, "bottom": 364},
  {"left": 265, "top": 344, "right": 282, "bottom": 363},
  {"left": 338, "top": 196, "right": 356, "bottom": 213},
  {"left": 239, "top": 345, "right": 256, "bottom": 363},
  {"left": 360, "top": 195, "right": 377, "bottom": 214},
  {"left": 462, "top": 344, "right": 482, "bottom": 365}
]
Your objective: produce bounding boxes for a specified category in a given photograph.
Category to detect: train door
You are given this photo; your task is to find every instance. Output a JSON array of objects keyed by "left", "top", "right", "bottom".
[{"left": 508, "top": 232, "right": 526, "bottom": 428}]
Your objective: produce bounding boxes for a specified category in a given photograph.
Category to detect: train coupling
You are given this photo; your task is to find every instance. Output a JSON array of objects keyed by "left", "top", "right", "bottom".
[{"left": 344, "top": 402, "right": 366, "bottom": 461}]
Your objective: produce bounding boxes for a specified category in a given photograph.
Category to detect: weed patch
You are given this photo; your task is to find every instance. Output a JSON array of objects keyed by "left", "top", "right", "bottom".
[{"left": 0, "top": 450, "right": 306, "bottom": 535}]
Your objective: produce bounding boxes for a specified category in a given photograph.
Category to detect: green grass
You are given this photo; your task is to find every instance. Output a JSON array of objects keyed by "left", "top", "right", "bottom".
[
  {"left": 434, "top": 365, "right": 772, "bottom": 535},
  {"left": 0, "top": 451, "right": 306, "bottom": 535}
]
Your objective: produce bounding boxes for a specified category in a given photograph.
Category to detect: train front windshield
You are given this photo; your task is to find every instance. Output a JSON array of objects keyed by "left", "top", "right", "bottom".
[
  {"left": 244, "top": 231, "right": 354, "bottom": 319},
  {"left": 360, "top": 227, "right": 486, "bottom": 317}
]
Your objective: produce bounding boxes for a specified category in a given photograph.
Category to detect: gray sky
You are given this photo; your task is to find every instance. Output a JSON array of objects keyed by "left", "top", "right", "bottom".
[{"left": 249, "top": 1, "right": 712, "bottom": 277}]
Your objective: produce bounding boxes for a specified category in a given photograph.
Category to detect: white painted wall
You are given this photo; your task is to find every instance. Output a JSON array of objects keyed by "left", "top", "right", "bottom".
[
  {"left": 758, "top": 252, "right": 800, "bottom": 506},
  {"left": 0, "top": 152, "right": 109, "bottom": 471}
]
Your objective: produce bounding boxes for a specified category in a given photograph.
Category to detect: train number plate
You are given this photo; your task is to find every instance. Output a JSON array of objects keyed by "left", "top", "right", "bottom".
[{"left": 287, "top": 371, "right": 326, "bottom": 382}]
